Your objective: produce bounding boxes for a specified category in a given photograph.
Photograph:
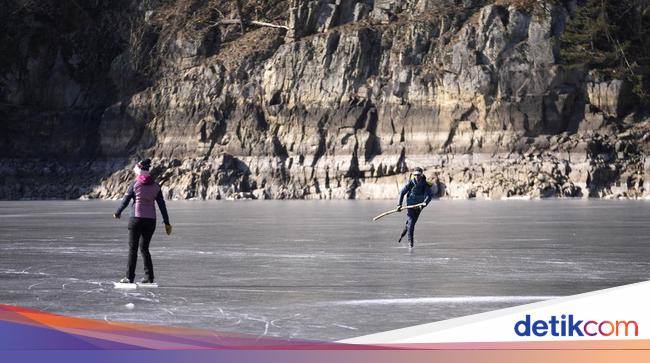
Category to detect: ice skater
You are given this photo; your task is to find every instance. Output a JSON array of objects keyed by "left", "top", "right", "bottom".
[
  {"left": 113, "top": 159, "right": 172, "bottom": 284},
  {"left": 396, "top": 167, "right": 434, "bottom": 248}
]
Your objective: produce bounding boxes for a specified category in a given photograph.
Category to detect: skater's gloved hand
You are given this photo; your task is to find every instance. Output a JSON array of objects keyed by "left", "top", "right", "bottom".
[
  {"left": 165, "top": 224, "right": 173, "bottom": 235},
  {"left": 417, "top": 205, "right": 424, "bottom": 210},
  {"left": 113, "top": 213, "right": 120, "bottom": 219},
  {"left": 396, "top": 205, "right": 402, "bottom": 212}
]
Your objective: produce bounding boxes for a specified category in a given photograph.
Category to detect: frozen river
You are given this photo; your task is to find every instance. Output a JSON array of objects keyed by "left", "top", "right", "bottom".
[{"left": 1, "top": 200, "right": 650, "bottom": 341}]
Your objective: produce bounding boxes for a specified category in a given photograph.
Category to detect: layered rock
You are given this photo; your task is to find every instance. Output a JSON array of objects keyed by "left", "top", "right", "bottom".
[{"left": 1, "top": 0, "right": 649, "bottom": 200}]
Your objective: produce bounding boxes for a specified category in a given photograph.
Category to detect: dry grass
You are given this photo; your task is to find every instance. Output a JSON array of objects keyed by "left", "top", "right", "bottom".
[
  {"left": 213, "top": 27, "right": 283, "bottom": 71},
  {"left": 493, "top": 0, "right": 547, "bottom": 10}
]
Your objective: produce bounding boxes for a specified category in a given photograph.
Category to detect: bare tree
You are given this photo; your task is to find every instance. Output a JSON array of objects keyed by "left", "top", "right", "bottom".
[
  {"left": 234, "top": 0, "right": 246, "bottom": 34},
  {"left": 205, "top": 0, "right": 289, "bottom": 33}
]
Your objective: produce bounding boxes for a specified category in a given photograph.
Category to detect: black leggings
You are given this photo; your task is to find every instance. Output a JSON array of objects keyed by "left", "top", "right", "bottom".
[
  {"left": 403, "top": 207, "right": 422, "bottom": 245},
  {"left": 126, "top": 217, "right": 156, "bottom": 282}
]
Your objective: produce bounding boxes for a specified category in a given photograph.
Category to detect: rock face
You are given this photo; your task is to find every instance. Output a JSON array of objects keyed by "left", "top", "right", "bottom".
[{"left": 1, "top": 0, "right": 649, "bottom": 200}]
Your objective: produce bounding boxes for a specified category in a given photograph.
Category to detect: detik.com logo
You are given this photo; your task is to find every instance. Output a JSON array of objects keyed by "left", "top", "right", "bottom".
[{"left": 514, "top": 314, "right": 638, "bottom": 337}]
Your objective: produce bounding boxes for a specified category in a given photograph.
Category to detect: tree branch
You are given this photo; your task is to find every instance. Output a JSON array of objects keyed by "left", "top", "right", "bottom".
[
  {"left": 207, "top": 19, "right": 288, "bottom": 30},
  {"left": 249, "top": 20, "right": 289, "bottom": 29}
]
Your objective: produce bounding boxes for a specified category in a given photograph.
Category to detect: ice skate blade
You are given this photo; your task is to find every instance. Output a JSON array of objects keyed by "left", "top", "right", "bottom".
[
  {"left": 113, "top": 282, "right": 137, "bottom": 289},
  {"left": 136, "top": 282, "right": 159, "bottom": 288}
]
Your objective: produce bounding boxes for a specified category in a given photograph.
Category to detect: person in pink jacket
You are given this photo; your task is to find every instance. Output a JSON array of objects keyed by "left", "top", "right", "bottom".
[{"left": 114, "top": 159, "right": 172, "bottom": 284}]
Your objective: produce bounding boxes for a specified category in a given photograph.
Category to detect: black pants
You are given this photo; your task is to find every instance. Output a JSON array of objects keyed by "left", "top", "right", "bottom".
[
  {"left": 402, "top": 207, "right": 422, "bottom": 245},
  {"left": 126, "top": 217, "right": 156, "bottom": 282}
]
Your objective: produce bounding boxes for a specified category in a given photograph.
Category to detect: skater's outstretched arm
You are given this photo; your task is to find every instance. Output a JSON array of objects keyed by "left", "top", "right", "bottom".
[
  {"left": 155, "top": 189, "right": 171, "bottom": 235},
  {"left": 397, "top": 181, "right": 412, "bottom": 209},
  {"left": 114, "top": 183, "right": 135, "bottom": 218},
  {"left": 424, "top": 183, "right": 434, "bottom": 206},
  {"left": 155, "top": 190, "right": 170, "bottom": 225}
]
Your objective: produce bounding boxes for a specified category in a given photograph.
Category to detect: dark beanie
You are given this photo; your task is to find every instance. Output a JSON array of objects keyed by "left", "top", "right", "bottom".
[{"left": 137, "top": 159, "right": 152, "bottom": 171}]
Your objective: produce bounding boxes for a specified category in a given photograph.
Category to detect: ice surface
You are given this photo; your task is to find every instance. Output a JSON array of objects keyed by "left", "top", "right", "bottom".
[{"left": 1, "top": 200, "right": 650, "bottom": 341}]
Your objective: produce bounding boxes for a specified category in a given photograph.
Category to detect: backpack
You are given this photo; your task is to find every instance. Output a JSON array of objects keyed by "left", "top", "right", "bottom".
[{"left": 409, "top": 174, "right": 434, "bottom": 187}]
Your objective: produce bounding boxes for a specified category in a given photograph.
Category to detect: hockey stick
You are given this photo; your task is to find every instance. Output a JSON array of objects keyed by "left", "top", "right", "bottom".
[{"left": 372, "top": 202, "right": 427, "bottom": 221}]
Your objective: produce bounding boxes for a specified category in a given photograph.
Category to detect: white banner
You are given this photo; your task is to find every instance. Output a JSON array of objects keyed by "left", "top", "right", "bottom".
[{"left": 341, "top": 281, "right": 650, "bottom": 344}]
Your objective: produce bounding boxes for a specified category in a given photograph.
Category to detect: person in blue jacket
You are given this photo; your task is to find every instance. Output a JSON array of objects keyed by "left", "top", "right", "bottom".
[{"left": 397, "top": 167, "right": 434, "bottom": 248}]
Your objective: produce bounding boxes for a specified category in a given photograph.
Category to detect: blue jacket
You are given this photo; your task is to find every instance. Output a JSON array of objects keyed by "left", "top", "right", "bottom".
[{"left": 398, "top": 177, "right": 434, "bottom": 206}]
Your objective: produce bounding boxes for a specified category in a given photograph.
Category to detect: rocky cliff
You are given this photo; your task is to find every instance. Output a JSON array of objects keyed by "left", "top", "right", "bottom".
[{"left": 1, "top": 0, "right": 649, "bottom": 200}]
